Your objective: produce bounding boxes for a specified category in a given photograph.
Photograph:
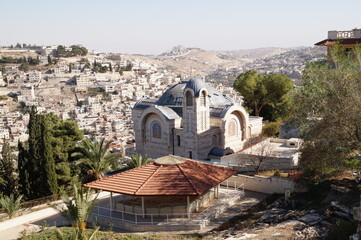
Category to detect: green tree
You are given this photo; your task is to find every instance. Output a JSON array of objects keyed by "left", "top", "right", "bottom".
[
  {"left": 25, "top": 109, "right": 57, "bottom": 198},
  {"left": 49, "top": 115, "right": 83, "bottom": 188},
  {"left": 293, "top": 44, "right": 361, "bottom": 180},
  {"left": 233, "top": 71, "right": 293, "bottom": 121},
  {"left": 15, "top": 43, "right": 22, "bottom": 49},
  {"left": 124, "top": 63, "right": 133, "bottom": 71},
  {"left": 126, "top": 153, "right": 153, "bottom": 169},
  {"left": 72, "top": 138, "right": 119, "bottom": 182},
  {"left": 0, "top": 194, "right": 22, "bottom": 219},
  {"left": 19, "top": 108, "right": 82, "bottom": 199},
  {"left": 56, "top": 45, "right": 67, "bottom": 57},
  {"left": 52, "top": 185, "right": 98, "bottom": 240},
  {"left": 40, "top": 116, "right": 58, "bottom": 196},
  {"left": 19, "top": 62, "right": 29, "bottom": 71},
  {"left": 70, "top": 45, "right": 88, "bottom": 56},
  {"left": 47, "top": 55, "right": 52, "bottom": 65},
  {"left": 0, "top": 139, "right": 18, "bottom": 196},
  {"left": 18, "top": 141, "right": 31, "bottom": 198}
]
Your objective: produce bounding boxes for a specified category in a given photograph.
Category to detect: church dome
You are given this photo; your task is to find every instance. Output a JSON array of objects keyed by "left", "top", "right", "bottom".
[
  {"left": 156, "top": 78, "right": 235, "bottom": 107},
  {"left": 184, "top": 78, "right": 208, "bottom": 96}
]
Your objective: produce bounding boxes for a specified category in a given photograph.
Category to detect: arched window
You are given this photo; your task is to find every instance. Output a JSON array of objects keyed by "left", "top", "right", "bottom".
[
  {"left": 228, "top": 119, "right": 238, "bottom": 137},
  {"left": 151, "top": 121, "right": 162, "bottom": 139},
  {"left": 186, "top": 91, "right": 193, "bottom": 106},
  {"left": 200, "top": 91, "right": 206, "bottom": 106}
]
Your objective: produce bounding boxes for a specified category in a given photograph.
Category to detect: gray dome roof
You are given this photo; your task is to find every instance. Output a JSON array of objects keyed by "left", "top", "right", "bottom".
[
  {"left": 185, "top": 78, "right": 208, "bottom": 96},
  {"left": 156, "top": 78, "right": 235, "bottom": 107}
]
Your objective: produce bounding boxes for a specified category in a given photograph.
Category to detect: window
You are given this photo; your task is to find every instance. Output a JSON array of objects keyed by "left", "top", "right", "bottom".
[
  {"left": 200, "top": 91, "right": 206, "bottom": 106},
  {"left": 186, "top": 91, "right": 193, "bottom": 106},
  {"left": 177, "top": 135, "right": 181, "bottom": 146},
  {"left": 189, "top": 151, "right": 192, "bottom": 159},
  {"left": 151, "top": 122, "right": 161, "bottom": 139},
  {"left": 228, "top": 119, "right": 238, "bottom": 137}
]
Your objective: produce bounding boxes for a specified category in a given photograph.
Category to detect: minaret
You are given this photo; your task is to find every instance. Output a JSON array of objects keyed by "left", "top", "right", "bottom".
[{"left": 31, "top": 85, "right": 35, "bottom": 101}]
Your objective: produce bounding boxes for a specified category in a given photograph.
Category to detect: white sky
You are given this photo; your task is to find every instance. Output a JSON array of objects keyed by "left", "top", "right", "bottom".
[{"left": 1, "top": 0, "right": 360, "bottom": 54}]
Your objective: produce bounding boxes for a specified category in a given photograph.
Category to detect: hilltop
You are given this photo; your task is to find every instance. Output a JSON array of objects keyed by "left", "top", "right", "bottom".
[{"left": 121, "top": 45, "right": 326, "bottom": 85}]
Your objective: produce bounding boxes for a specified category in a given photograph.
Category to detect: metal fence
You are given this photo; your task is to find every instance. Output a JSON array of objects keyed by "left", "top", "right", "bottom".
[{"left": 91, "top": 181, "right": 245, "bottom": 227}]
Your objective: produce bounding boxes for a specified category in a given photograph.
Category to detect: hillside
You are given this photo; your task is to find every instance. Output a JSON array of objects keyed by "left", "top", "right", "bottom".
[{"left": 122, "top": 46, "right": 326, "bottom": 86}]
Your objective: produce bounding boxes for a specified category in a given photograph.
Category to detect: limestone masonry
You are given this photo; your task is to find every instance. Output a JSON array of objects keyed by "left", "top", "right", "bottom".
[{"left": 132, "top": 78, "right": 263, "bottom": 160}]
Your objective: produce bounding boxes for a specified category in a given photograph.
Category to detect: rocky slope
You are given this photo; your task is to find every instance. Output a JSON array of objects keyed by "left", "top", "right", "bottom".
[{"left": 208, "top": 179, "right": 359, "bottom": 240}]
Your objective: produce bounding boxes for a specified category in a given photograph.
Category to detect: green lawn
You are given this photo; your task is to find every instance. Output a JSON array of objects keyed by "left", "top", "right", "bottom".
[{"left": 21, "top": 227, "right": 201, "bottom": 240}]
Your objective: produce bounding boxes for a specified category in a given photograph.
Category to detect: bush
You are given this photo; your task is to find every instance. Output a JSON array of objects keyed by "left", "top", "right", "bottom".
[
  {"left": 262, "top": 122, "right": 280, "bottom": 137},
  {"left": 22, "top": 227, "right": 201, "bottom": 240},
  {"left": 0, "top": 194, "right": 22, "bottom": 219},
  {"left": 326, "top": 220, "right": 357, "bottom": 240},
  {"left": 273, "top": 169, "right": 282, "bottom": 177}
]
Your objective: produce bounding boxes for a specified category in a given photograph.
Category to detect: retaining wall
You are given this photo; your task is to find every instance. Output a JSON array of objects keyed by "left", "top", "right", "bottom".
[{"left": 223, "top": 174, "right": 305, "bottom": 194}]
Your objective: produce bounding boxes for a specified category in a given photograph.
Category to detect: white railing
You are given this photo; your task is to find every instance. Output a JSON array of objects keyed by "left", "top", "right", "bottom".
[
  {"left": 224, "top": 180, "right": 245, "bottom": 194},
  {"left": 197, "top": 181, "right": 245, "bottom": 227},
  {"left": 91, "top": 181, "right": 245, "bottom": 227},
  {"left": 92, "top": 207, "right": 192, "bottom": 225}
]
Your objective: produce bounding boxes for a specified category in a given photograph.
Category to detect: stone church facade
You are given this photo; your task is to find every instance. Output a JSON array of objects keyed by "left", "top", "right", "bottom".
[{"left": 132, "top": 78, "right": 263, "bottom": 160}]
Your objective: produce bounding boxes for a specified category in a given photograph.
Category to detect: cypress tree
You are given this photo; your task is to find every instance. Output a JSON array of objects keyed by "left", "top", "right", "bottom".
[
  {"left": 40, "top": 115, "right": 58, "bottom": 195},
  {"left": 0, "top": 138, "right": 18, "bottom": 196},
  {"left": 27, "top": 106, "right": 42, "bottom": 199},
  {"left": 18, "top": 141, "right": 31, "bottom": 199}
]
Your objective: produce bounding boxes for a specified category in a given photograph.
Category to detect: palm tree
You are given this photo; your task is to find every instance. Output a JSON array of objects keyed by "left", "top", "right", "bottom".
[
  {"left": 72, "top": 138, "right": 119, "bottom": 181},
  {"left": 56, "top": 227, "right": 99, "bottom": 240},
  {"left": 53, "top": 185, "right": 98, "bottom": 240},
  {"left": 0, "top": 194, "right": 22, "bottom": 219},
  {"left": 126, "top": 153, "right": 153, "bottom": 169}
]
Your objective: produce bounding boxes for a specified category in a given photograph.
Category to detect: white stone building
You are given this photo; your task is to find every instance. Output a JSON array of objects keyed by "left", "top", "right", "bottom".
[
  {"left": 132, "top": 78, "right": 263, "bottom": 160},
  {"left": 27, "top": 71, "right": 42, "bottom": 82}
]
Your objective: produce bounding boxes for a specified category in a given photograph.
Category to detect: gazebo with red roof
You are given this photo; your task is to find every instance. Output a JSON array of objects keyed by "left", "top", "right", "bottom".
[{"left": 84, "top": 155, "right": 237, "bottom": 219}]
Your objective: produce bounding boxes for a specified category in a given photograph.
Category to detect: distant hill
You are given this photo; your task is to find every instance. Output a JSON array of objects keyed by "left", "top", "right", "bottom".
[{"left": 122, "top": 45, "right": 326, "bottom": 85}]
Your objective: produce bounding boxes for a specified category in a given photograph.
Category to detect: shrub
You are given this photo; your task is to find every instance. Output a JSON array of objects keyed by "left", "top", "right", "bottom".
[
  {"left": 273, "top": 169, "right": 282, "bottom": 177},
  {"left": 0, "top": 194, "right": 22, "bottom": 219},
  {"left": 326, "top": 220, "right": 357, "bottom": 240},
  {"left": 262, "top": 122, "right": 280, "bottom": 137}
]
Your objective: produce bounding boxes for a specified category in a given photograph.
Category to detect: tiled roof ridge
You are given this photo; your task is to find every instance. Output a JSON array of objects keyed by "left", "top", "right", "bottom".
[
  {"left": 176, "top": 162, "right": 201, "bottom": 195},
  {"left": 135, "top": 164, "right": 161, "bottom": 195}
]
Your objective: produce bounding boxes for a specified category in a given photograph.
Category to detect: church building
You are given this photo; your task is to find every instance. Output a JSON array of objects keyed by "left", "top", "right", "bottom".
[{"left": 132, "top": 78, "right": 263, "bottom": 160}]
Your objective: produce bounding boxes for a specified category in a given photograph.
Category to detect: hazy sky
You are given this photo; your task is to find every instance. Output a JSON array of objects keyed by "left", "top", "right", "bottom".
[{"left": 1, "top": 0, "right": 360, "bottom": 54}]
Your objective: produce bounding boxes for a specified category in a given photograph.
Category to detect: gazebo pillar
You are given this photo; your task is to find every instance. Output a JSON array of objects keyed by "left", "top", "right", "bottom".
[
  {"left": 141, "top": 197, "right": 145, "bottom": 218},
  {"left": 110, "top": 192, "right": 113, "bottom": 210},
  {"left": 187, "top": 196, "right": 190, "bottom": 218}
]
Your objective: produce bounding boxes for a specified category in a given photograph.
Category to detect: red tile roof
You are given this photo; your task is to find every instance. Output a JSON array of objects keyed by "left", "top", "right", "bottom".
[
  {"left": 84, "top": 155, "right": 236, "bottom": 196},
  {"left": 315, "top": 38, "right": 361, "bottom": 46}
]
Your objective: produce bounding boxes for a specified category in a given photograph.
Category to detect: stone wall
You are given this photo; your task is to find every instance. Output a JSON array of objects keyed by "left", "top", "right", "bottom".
[{"left": 223, "top": 174, "right": 304, "bottom": 194}]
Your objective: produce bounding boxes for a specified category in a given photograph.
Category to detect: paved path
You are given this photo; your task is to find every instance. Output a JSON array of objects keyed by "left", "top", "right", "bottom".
[
  {"left": 0, "top": 191, "right": 268, "bottom": 239},
  {"left": 0, "top": 192, "right": 111, "bottom": 240}
]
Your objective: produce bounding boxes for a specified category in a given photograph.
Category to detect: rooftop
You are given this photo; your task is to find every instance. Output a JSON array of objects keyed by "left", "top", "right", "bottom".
[
  {"left": 315, "top": 29, "right": 361, "bottom": 46},
  {"left": 84, "top": 155, "right": 236, "bottom": 196},
  {"left": 134, "top": 78, "right": 235, "bottom": 111}
]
